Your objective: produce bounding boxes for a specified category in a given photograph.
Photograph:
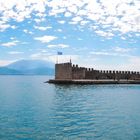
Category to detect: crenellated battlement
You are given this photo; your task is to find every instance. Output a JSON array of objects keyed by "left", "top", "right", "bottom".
[{"left": 55, "top": 62, "right": 140, "bottom": 80}]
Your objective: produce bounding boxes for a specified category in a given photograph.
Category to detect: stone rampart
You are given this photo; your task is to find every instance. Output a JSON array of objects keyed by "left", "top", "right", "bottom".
[
  {"left": 55, "top": 62, "right": 140, "bottom": 80},
  {"left": 72, "top": 64, "right": 86, "bottom": 79}
]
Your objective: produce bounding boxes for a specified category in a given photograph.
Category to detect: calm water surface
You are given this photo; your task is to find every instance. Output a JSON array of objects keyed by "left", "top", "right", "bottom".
[{"left": 0, "top": 76, "right": 140, "bottom": 140}]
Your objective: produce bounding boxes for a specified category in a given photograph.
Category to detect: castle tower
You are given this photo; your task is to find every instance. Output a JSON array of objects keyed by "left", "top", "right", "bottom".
[{"left": 55, "top": 62, "right": 72, "bottom": 80}]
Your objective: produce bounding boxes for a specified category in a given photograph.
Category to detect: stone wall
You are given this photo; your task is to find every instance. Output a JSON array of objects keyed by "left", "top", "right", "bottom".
[
  {"left": 85, "top": 68, "right": 97, "bottom": 79},
  {"left": 55, "top": 62, "right": 140, "bottom": 80},
  {"left": 84, "top": 70, "right": 140, "bottom": 80},
  {"left": 55, "top": 63, "right": 72, "bottom": 79},
  {"left": 72, "top": 65, "right": 86, "bottom": 79}
]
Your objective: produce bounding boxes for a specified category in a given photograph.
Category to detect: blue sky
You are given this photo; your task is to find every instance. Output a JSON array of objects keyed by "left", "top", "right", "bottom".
[{"left": 0, "top": 0, "right": 140, "bottom": 70}]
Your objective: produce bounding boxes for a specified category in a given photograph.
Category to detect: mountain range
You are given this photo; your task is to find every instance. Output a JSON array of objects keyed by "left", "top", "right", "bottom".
[{"left": 0, "top": 60, "right": 55, "bottom": 75}]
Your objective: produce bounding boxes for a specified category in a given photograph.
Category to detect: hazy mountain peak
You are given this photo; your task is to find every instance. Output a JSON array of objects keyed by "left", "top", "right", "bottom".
[
  {"left": 0, "top": 59, "right": 55, "bottom": 75},
  {"left": 7, "top": 59, "right": 54, "bottom": 70}
]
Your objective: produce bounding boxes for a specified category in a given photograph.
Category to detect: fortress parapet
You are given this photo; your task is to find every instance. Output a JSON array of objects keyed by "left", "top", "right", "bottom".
[
  {"left": 72, "top": 64, "right": 86, "bottom": 79},
  {"left": 55, "top": 62, "right": 140, "bottom": 80}
]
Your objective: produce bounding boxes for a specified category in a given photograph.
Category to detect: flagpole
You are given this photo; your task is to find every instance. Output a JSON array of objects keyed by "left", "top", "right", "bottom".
[
  {"left": 57, "top": 51, "right": 63, "bottom": 64},
  {"left": 70, "top": 56, "right": 71, "bottom": 63},
  {"left": 56, "top": 54, "right": 58, "bottom": 64}
]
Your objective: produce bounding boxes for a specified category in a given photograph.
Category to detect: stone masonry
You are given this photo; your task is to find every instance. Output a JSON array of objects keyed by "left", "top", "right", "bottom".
[{"left": 55, "top": 62, "right": 140, "bottom": 80}]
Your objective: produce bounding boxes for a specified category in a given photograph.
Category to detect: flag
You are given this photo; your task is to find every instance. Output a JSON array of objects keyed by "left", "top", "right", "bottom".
[{"left": 57, "top": 51, "right": 63, "bottom": 55}]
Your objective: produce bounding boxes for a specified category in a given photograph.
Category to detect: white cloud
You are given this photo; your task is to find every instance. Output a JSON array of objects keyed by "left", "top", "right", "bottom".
[
  {"left": 47, "top": 0, "right": 140, "bottom": 37},
  {"left": 0, "top": 21, "right": 17, "bottom": 32},
  {"left": 113, "top": 46, "right": 133, "bottom": 53},
  {"left": 67, "top": 5, "right": 78, "bottom": 14},
  {"left": 1, "top": 40, "right": 19, "bottom": 47},
  {"left": 111, "top": 56, "right": 140, "bottom": 71},
  {"left": 126, "top": 56, "right": 140, "bottom": 71},
  {"left": 57, "top": 29, "right": 62, "bottom": 32},
  {"left": 0, "top": 0, "right": 140, "bottom": 37},
  {"left": 136, "top": 33, "right": 140, "bottom": 37},
  {"left": 34, "top": 18, "right": 45, "bottom": 23},
  {"left": 121, "top": 36, "right": 126, "bottom": 40},
  {"left": 21, "top": 42, "right": 29, "bottom": 45},
  {"left": 63, "top": 36, "right": 67, "bottom": 39},
  {"left": 0, "top": 60, "right": 15, "bottom": 66},
  {"left": 90, "top": 51, "right": 118, "bottom": 56},
  {"left": 48, "top": 44, "right": 69, "bottom": 48},
  {"left": 76, "top": 55, "right": 140, "bottom": 71},
  {"left": 11, "top": 25, "right": 17, "bottom": 29},
  {"left": 8, "top": 51, "right": 24, "bottom": 54},
  {"left": 0, "top": 23, "right": 10, "bottom": 32},
  {"left": 69, "top": 21, "right": 78, "bottom": 25},
  {"left": 72, "top": 16, "right": 83, "bottom": 22},
  {"left": 48, "top": 55, "right": 79, "bottom": 63},
  {"left": 10, "top": 37, "right": 16, "bottom": 40},
  {"left": 0, "top": 0, "right": 47, "bottom": 28},
  {"left": 41, "top": 50, "right": 48, "bottom": 53},
  {"left": 58, "top": 20, "right": 66, "bottom": 24},
  {"left": 34, "top": 35, "right": 57, "bottom": 43},
  {"left": 30, "top": 52, "right": 54, "bottom": 60},
  {"left": 34, "top": 26, "right": 52, "bottom": 31},
  {"left": 95, "top": 30, "right": 114, "bottom": 37},
  {"left": 90, "top": 49, "right": 132, "bottom": 57},
  {"left": 30, "top": 51, "right": 78, "bottom": 63},
  {"left": 64, "top": 12, "right": 72, "bottom": 17},
  {"left": 78, "top": 38, "right": 83, "bottom": 41},
  {"left": 80, "top": 20, "right": 89, "bottom": 26},
  {"left": 23, "top": 29, "right": 33, "bottom": 34},
  {"left": 30, "top": 53, "right": 42, "bottom": 59}
]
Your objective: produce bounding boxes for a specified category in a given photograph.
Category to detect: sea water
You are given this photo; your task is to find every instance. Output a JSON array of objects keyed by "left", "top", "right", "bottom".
[{"left": 0, "top": 76, "right": 140, "bottom": 140}]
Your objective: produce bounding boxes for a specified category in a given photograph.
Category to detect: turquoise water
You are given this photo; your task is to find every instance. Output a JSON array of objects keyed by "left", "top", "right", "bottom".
[{"left": 0, "top": 76, "right": 140, "bottom": 140}]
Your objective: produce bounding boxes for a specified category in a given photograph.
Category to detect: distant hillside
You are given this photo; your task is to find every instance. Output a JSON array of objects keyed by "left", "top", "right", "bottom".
[
  {"left": 7, "top": 59, "right": 54, "bottom": 70},
  {"left": 0, "top": 67, "right": 22, "bottom": 75},
  {"left": 0, "top": 60, "right": 54, "bottom": 75}
]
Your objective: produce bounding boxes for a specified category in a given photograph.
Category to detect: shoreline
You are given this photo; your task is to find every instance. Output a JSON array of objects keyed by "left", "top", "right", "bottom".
[{"left": 47, "top": 79, "right": 140, "bottom": 84}]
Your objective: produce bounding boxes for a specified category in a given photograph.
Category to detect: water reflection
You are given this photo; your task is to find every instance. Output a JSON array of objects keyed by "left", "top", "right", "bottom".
[{"left": 0, "top": 76, "right": 140, "bottom": 139}]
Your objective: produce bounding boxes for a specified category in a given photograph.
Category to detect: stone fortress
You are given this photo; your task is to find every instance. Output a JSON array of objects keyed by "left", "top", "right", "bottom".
[
  {"left": 48, "top": 61, "right": 140, "bottom": 84},
  {"left": 55, "top": 61, "right": 140, "bottom": 80}
]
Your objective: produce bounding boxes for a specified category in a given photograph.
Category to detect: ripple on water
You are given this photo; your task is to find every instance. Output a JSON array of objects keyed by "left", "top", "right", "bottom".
[{"left": 0, "top": 76, "right": 140, "bottom": 139}]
